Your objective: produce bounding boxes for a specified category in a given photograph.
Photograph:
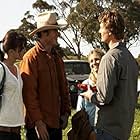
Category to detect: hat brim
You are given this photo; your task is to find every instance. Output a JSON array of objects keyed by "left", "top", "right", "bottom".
[{"left": 29, "top": 25, "right": 64, "bottom": 36}]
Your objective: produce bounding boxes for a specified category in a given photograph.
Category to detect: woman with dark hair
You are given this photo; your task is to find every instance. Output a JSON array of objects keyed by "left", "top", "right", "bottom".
[{"left": 0, "top": 29, "right": 27, "bottom": 140}]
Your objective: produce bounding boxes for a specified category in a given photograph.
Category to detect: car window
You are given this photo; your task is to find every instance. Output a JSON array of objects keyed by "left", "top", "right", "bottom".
[{"left": 64, "top": 62, "right": 90, "bottom": 75}]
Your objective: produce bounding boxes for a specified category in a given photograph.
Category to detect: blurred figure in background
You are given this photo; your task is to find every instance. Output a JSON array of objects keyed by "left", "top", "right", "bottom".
[
  {"left": 0, "top": 29, "right": 27, "bottom": 140},
  {"left": 76, "top": 48, "right": 104, "bottom": 128},
  {"left": 81, "top": 9, "right": 139, "bottom": 140}
]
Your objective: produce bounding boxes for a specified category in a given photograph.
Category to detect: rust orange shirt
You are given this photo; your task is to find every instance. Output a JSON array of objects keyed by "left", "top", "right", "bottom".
[{"left": 20, "top": 42, "right": 71, "bottom": 128}]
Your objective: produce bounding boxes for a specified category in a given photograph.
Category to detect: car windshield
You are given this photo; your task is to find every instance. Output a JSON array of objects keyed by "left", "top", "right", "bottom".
[{"left": 64, "top": 62, "right": 90, "bottom": 75}]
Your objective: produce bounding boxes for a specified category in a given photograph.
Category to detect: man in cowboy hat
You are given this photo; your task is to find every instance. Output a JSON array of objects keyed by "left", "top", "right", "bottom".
[{"left": 20, "top": 11, "right": 71, "bottom": 140}]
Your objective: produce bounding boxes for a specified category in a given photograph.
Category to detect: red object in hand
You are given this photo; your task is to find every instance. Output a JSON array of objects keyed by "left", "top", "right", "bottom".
[
  {"left": 77, "top": 83, "right": 88, "bottom": 91},
  {"left": 91, "top": 86, "right": 97, "bottom": 92},
  {"left": 77, "top": 83, "right": 97, "bottom": 92}
]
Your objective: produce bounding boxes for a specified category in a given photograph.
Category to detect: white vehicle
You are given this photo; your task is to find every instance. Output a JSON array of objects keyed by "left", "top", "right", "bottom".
[{"left": 64, "top": 60, "right": 90, "bottom": 108}]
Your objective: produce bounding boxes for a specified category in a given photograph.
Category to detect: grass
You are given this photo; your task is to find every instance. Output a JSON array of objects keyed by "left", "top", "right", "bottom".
[
  {"left": 129, "top": 98, "right": 140, "bottom": 140},
  {"left": 63, "top": 98, "right": 140, "bottom": 140},
  {"left": 62, "top": 110, "right": 76, "bottom": 140},
  {"left": 21, "top": 98, "right": 140, "bottom": 140}
]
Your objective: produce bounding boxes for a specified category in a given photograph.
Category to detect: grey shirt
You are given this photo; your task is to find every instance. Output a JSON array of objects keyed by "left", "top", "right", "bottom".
[{"left": 91, "top": 43, "right": 139, "bottom": 140}]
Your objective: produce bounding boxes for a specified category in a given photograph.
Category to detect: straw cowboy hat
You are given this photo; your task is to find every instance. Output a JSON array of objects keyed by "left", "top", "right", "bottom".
[{"left": 29, "top": 11, "right": 66, "bottom": 36}]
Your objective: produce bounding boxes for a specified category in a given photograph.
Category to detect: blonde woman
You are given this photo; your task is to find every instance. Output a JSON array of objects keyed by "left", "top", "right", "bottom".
[{"left": 76, "top": 48, "right": 104, "bottom": 128}]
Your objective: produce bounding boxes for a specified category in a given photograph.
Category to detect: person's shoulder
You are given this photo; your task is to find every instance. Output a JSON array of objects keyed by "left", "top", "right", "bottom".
[
  {"left": 103, "top": 47, "right": 119, "bottom": 59},
  {"left": 23, "top": 46, "right": 38, "bottom": 60},
  {"left": 100, "top": 52, "right": 117, "bottom": 68},
  {"left": 0, "top": 62, "right": 5, "bottom": 74},
  {"left": 0, "top": 62, "right": 5, "bottom": 68},
  {"left": 0, "top": 62, "right": 3, "bottom": 68},
  {"left": 0, "top": 64, "right": 3, "bottom": 73},
  {"left": 101, "top": 52, "right": 111, "bottom": 61}
]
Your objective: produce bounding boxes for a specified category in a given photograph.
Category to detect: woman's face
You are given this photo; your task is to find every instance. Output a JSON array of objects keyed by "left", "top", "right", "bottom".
[
  {"left": 99, "top": 22, "right": 111, "bottom": 44},
  {"left": 12, "top": 47, "right": 26, "bottom": 60},
  {"left": 88, "top": 52, "right": 101, "bottom": 73}
]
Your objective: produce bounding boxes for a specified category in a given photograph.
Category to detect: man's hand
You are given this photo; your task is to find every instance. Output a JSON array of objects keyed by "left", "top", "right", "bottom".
[
  {"left": 60, "top": 113, "right": 69, "bottom": 129},
  {"left": 80, "top": 88, "right": 94, "bottom": 101},
  {"left": 89, "top": 131, "right": 96, "bottom": 140},
  {"left": 35, "top": 120, "right": 49, "bottom": 140}
]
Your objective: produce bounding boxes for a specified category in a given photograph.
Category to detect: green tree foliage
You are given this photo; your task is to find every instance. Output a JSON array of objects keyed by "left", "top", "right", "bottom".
[
  {"left": 55, "top": 45, "right": 76, "bottom": 59},
  {"left": 17, "top": 11, "right": 35, "bottom": 49},
  {"left": 67, "top": 0, "right": 140, "bottom": 48},
  {"left": 32, "top": 0, "right": 55, "bottom": 12},
  {"left": 17, "top": 0, "right": 54, "bottom": 48},
  {"left": 17, "top": 0, "right": 75, "bottom": 58},
  {"left": 17, "top": 0, "right": 140, "bottom": 59},
  {"left": 67, "top": 0, "right": 101, "bottom": 48},
  {"left": 52, "top": 0, "right": 140, "bottom": 58}
]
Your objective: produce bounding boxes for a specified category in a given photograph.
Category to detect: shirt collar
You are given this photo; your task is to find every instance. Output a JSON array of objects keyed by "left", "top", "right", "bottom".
[
  {"left": 110, "top": 42, "right": 120, "bottom": 50},
  {"left": 36, "top": 41, "right": 47, "bottom": 52},
  {"left": 36, "top": 41, "right": 57, "bottom": 56}
]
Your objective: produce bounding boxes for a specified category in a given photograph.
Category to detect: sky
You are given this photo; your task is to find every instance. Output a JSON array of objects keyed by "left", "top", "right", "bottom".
[
  {"left": 0, "top": 0, "right": 140, "bottom": 58},
  {"left": 0, "top": 0, "right": 35, "bottom": 38}
]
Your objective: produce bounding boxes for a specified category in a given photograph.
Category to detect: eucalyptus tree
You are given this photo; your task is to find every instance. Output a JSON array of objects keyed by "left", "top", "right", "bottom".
[
  {"left": 66, "top": 0, "right": 140, "bottom": 50},
  {"left": 17, "top": 0, "right": 140, "bottom": 59},
  {"left": 51, "top": 0, "right": 140, "bottom": 58}
]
